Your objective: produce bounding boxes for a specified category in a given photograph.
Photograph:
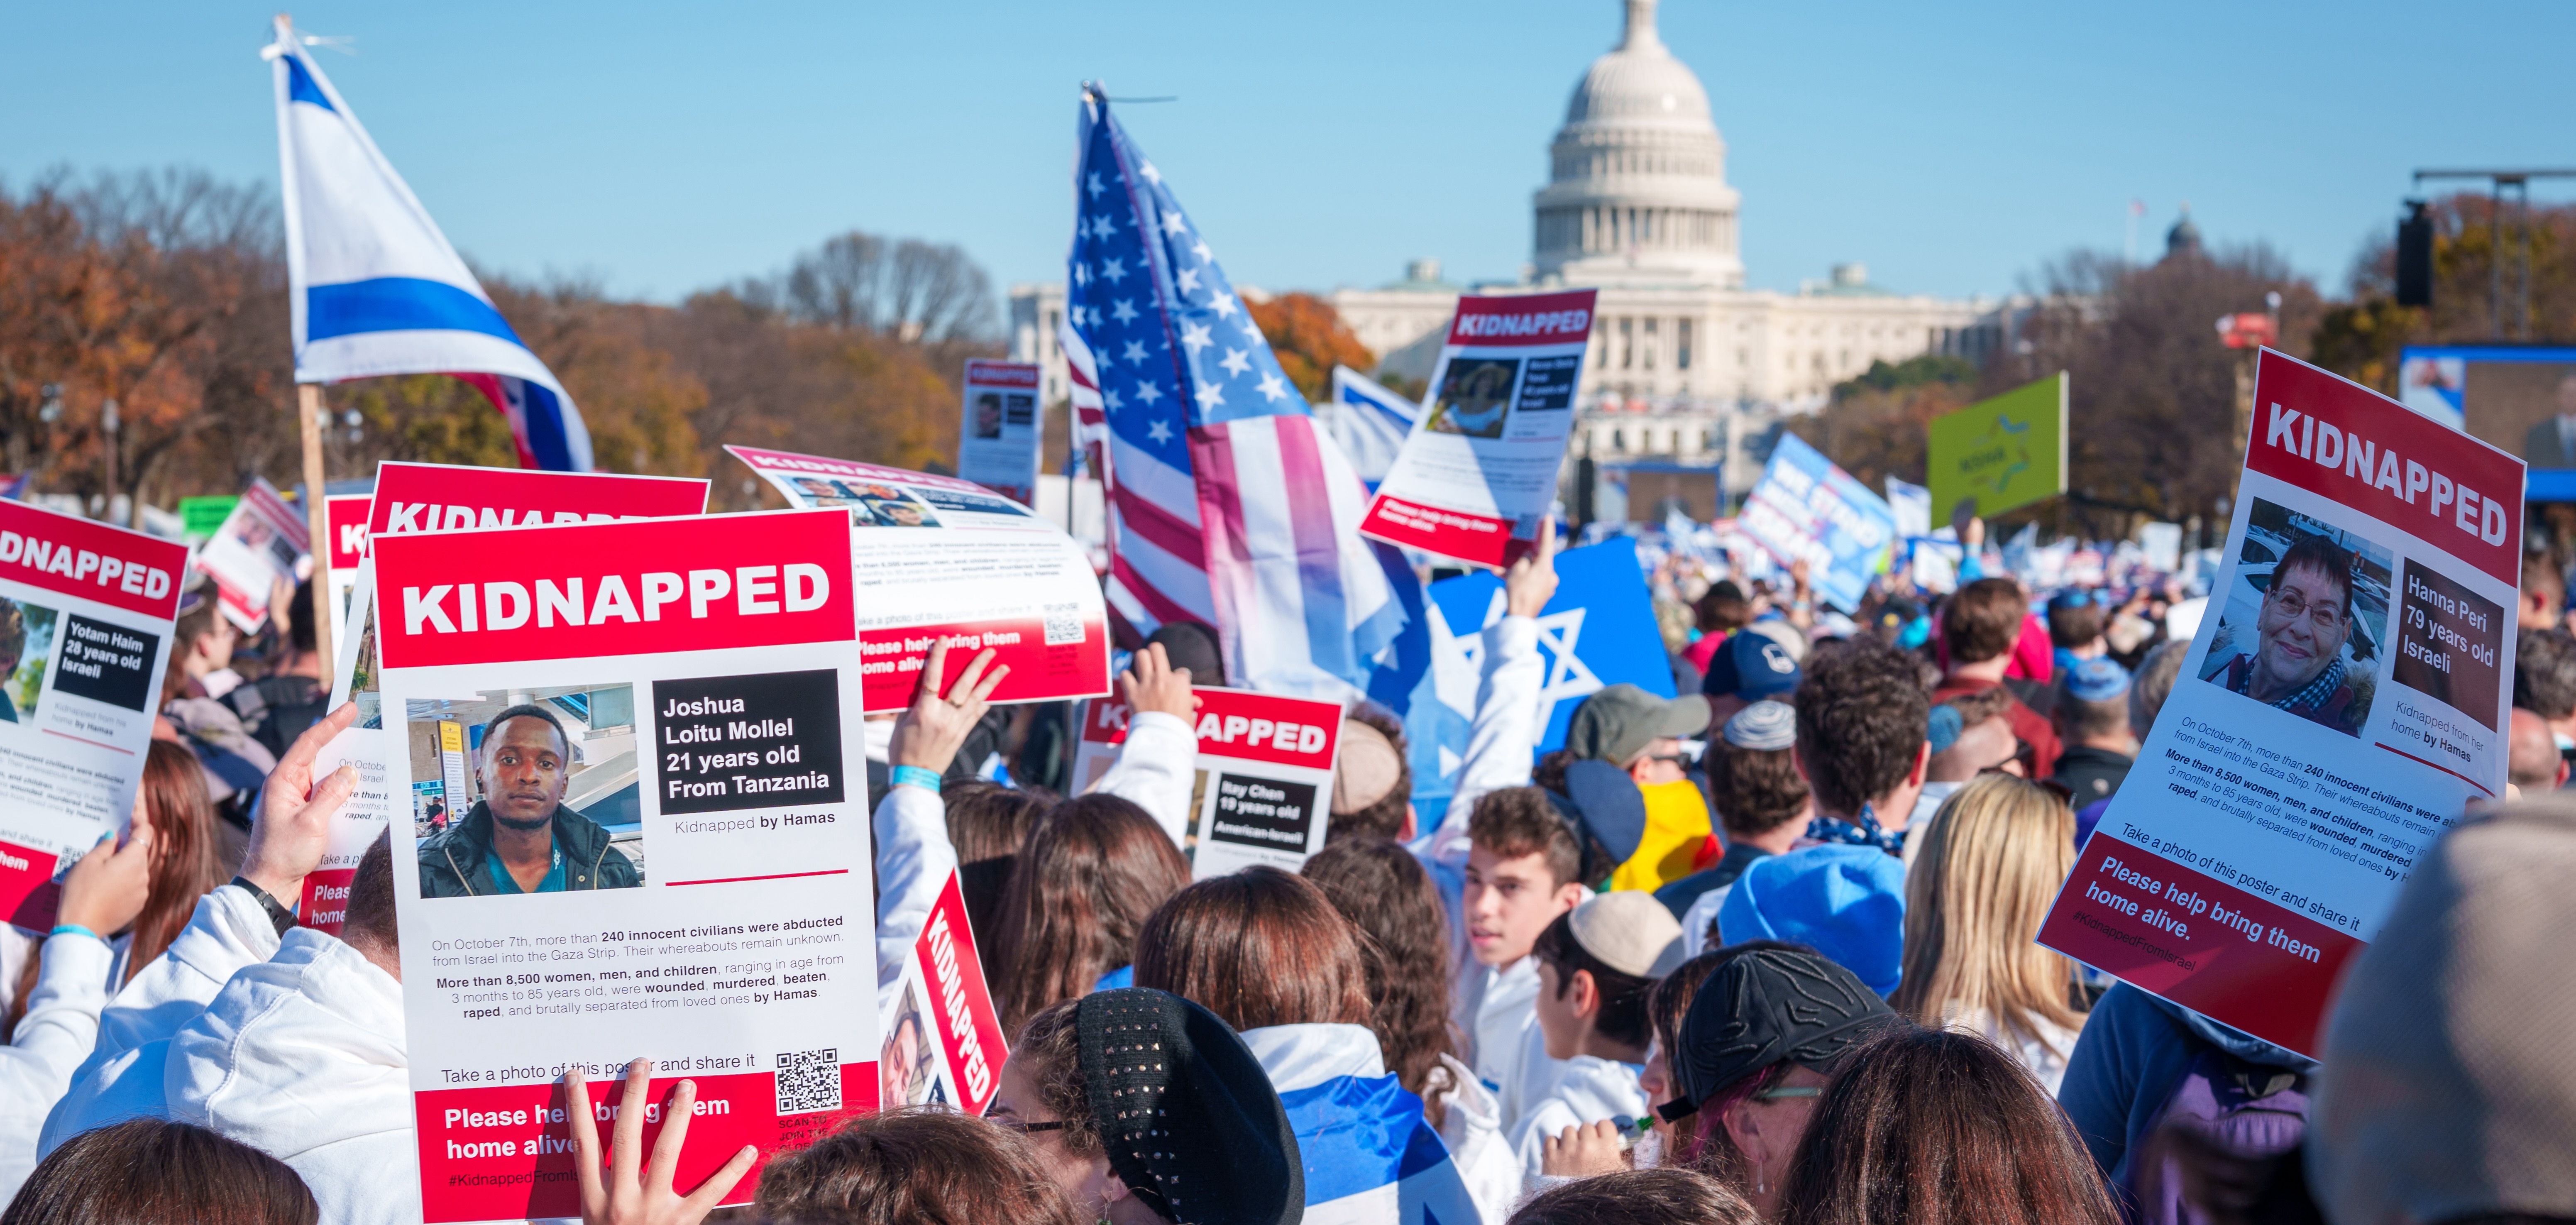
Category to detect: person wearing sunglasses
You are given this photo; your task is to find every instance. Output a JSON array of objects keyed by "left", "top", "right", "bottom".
[
  {"left": 1657, "top": 947, "right": 1901, "bottom": 1216},
  {"left": 2209, "top": 532, "right": 2366, "bottom": 736}
]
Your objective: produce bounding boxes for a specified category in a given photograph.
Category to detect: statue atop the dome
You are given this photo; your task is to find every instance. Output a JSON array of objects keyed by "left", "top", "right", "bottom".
[{"left": 1620, "top": 0, "right": 1664, "bottom": 52}]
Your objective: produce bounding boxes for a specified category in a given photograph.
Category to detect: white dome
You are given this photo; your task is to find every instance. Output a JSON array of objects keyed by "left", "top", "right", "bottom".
[
  {"left": 1533, "top": 0, "right": 1743, "bottom": 288},
  {"left": 1562, "top": 4, "right": 1712, "bottom": 132}
]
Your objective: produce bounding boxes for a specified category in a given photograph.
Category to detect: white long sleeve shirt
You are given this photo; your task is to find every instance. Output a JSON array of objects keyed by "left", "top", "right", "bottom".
[
  {"left": 873, "top": 782, "right": 955, "bottom": 1019},
  {"left": 0, "top": 932, "right": 117, "bottom": 1203},
  {"left": 1410, "top": 616, "right": 1550, "bottom": 1082},
  {"left": 41, "top": 887, "right": 282, "bottom": 1159},
  {"left": 1085, "top": 709, "right": 1198, "bottom": 846}
]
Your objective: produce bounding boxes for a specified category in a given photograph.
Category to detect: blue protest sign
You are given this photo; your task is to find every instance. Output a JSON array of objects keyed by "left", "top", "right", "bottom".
[
  {"left": 1736, "top": 434, "right": 1895, "bottom": 611},
  {"left": 1369, "top": 538, "right": 1674, "bottom": 822}
]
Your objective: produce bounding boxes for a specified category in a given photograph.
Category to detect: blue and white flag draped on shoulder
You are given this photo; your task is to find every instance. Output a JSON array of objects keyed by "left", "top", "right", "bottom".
[
  {"left": 1242, "top": 1024, "right": 1481, "bottom": 1225},
  {"left": 1060, "top": 85, "right": 1405, "bottom": 697},
  {"left": 265, "top": 17, "right": 592, "bottom": 472}
]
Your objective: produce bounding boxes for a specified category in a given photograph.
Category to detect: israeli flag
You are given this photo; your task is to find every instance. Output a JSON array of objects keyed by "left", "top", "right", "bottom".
[
  {"left": 1321, "top": 366, "right": 1422, "bottom": 490},
  {"left": 267, "top": 19, "right": 593, "bottom": 471},
  {"left": 1246, "top": 1025, "right": 1480, "bottom": 1225},
  {"left": 1367, "top": 538, "right": 1676, "bottom": 825}
]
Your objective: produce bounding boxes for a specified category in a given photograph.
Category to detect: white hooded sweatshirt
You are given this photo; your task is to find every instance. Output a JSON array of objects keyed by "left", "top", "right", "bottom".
[
  {"left": 1497, "top": 1020, "right": 1647, "bottom": 1190},
  {"left": 0, "top": 932, "right": 117, "bottom": 1204},
  {"left": 42, "top": 886, "right": 282, "bottom": 1155},
  {"left": 165, "top": 928, "right": 415, "bottom": 1225}
]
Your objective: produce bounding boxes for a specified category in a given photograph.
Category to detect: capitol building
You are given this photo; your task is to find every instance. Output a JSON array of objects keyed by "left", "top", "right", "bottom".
[{"left": 1014, "top": 0, "right": 2016, "bottom": 515}]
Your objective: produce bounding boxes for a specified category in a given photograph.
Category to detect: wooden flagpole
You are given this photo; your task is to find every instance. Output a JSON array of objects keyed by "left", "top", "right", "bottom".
[{"left": 299, "top": 382, "right": 333, "bottom": 671}]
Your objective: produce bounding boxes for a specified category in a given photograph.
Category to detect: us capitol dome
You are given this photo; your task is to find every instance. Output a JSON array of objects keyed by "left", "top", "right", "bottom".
[{"left": 1533, "top": 0, "right": 1745, "bottom": 289}]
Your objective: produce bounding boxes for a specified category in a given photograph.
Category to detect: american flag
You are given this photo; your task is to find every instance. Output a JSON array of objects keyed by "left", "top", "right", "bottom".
[{"left": 1060, "top": 86, "right": 1407, "bottom": 696}]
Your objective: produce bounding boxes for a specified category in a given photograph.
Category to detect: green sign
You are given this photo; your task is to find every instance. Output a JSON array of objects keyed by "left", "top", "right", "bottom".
[
  {"left": 1927, "top": 373, "right": 2067, "bottom": 524},
  {"left": 177, "top": 496, "right": 239, "bottom": 544}
]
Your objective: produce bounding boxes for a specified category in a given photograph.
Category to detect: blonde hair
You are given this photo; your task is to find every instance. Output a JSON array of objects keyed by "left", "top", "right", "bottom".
[{"left": 1891, "top": 775, "right": 2084, "bottom": 1056}]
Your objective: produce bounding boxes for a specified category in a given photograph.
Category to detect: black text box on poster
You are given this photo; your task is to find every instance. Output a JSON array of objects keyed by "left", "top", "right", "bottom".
[
  {"left": 1206, "top": 773, "right": 1317, "bottom": 851},
  {"left": 653, "top": 669, "right": 845, "bottom": 815},
  {"left": 53, "top": 615, "right": 159, "bottom": 712},
  {"left": 2392, "top": 559, "right": 2503, "bottom": 729}
]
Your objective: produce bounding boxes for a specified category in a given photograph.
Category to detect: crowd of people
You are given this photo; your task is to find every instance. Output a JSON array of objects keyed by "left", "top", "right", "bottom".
[{"left": 0, "top": 526, "right": 2566, "bottom": 1225}]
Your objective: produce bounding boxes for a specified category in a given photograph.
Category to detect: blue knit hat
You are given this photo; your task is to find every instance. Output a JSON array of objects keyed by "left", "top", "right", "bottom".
[
  {"left": 1716, "top": 844, "right": 1907, "bottom": 996},
  {"left": 2064, "top": 656, "right": 2131, "bottom": 704}
]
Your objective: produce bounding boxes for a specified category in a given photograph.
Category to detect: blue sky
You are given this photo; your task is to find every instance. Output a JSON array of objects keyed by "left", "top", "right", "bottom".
[{"left": 7, "top": 1, "right": 2572, "bottom": 311}]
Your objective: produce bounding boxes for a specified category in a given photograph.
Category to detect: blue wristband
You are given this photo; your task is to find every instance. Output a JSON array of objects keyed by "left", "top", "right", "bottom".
[
  {"left": 890, "top": 765, "right": 943, "bottom": 794},
  {"left": 49, "top": 924, "right": 102, "bottom": 944}
]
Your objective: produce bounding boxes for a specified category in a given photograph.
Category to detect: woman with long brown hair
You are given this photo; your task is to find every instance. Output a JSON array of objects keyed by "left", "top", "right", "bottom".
[
  {"left": 1775, "top": 1027, "right": 2119, "bottom": 1225},
  {"left": 2, "top": 741, "right": 224, "bottom": 1037},
  {"left": 1890, "top": 773, "right": 2090, "bottom": 1094},
  {"left": 1301, "top": 838, "right": 1518, "bottom": 1217},
  {"left": 991, "top": 793, "right": 1190, "bottom": 1031},
  {"left": 1134, "top": 867, "right": 1485, "bottom": 1225}
]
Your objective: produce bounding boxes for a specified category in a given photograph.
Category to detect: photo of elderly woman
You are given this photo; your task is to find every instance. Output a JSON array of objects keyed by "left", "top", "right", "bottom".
[{"left": 2198, "top": 498, "right": 2393, "bottom": 739}]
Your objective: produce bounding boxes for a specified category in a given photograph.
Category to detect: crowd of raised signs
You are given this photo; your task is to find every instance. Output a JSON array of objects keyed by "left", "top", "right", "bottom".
[{"left": 0, "top": 523, "right": 2564, "bottom": 1225}]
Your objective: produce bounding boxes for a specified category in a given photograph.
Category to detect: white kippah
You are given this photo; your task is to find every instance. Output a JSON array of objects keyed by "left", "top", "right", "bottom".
[{"left": 1723, "top": 700, "right": 1797, "bottom": 752}]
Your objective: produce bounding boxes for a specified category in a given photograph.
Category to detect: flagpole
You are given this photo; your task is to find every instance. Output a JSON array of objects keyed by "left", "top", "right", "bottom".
[{"left": 299, "top": 381, "right": 334, "bottom": 670}]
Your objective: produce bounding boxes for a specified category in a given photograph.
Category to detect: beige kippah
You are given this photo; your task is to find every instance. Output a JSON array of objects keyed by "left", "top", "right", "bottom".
[{"left": 1331, "top": 720, "right": 1402, "bottom": 815}]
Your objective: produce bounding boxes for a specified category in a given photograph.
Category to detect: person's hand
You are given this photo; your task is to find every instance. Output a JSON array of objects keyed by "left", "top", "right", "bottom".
[
  {"left": 240, "top": 701, "right": 362, "bottom": 903},
  {"left": 887, "top": 638, "right": 1008, "bottom": 773},
  {"left": 1789, "top": 558, "right": 1813, "bottom": 597},
  {"left": 267, "top": 577, "right": 297, "bottom": 641},
  {"left": 56, "top": 801, "right": 155, "bottom": 936},
  {"left": 1538, "top": 1120, "right": 1629, "bottom": 1177},
  {"left": 1963, "top": 516, "right": 1986, "bottom": 549},
  {"left": 1119, "top": 643, "right": 1200, "bottom": 723},
  {"left": 1504, "top": 517, "right": 1559, "bottom": 618},
  {"left": 565, "top": 1060, "right": 758, "bottom": 1225}
]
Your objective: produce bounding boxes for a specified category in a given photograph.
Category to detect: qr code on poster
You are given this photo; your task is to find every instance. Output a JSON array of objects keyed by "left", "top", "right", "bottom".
[
  {"left": 775, "top": 1047, "right": 841, "bottom": 1115},
  {"left": 1042, "top": 602, "right": 1084, "bottom": 646}
]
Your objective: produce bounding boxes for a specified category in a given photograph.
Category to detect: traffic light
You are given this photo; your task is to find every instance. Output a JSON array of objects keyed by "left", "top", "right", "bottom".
[{"left": 2396, "top": 200, "right": 2433, "bottom": 308}]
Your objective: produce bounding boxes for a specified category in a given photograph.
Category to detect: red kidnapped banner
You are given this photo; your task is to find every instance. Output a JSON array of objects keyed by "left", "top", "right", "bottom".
[
  {"left": 414, "top": 1065, "right": 875, "bottom": 1223},
  {"left": 2246, "top": 352, "right": 2522, "bottom": 586},
  {"left": 326, "top": 494, "right": 372, "bottom": 570},
  {"left": 0, "top": 500, "right": 186, "bottom": 621},
  {"left": 1444, "top": 290, "right": 1597, "bottom": 347},
  {"left": 1082, "top": 687, "right": 1338, "bottom": 773},
  {"left": 369, "top": 462, "right": 709, "bottom": 538},
  {"left": 2038, "top": 836, "right": 2363, "bottom": 1055},
  {"left": 372, "top": 510, "right": 855, "bottom": 669},
  {"left": 899, "top": 875, "right": 1007, "bottom": 1117}
]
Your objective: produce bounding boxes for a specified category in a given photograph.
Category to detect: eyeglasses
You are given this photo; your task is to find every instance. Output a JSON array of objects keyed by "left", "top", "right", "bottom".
[
  {"left": 1750, "top": 1086, "right": 1822, "bottom": 1102},
  {"left": 2264, "top": 586, "right": 2346, "bottom": 631},
  {"left": 990, "top": 1117, "right": 1068, "bottom": 1136}
]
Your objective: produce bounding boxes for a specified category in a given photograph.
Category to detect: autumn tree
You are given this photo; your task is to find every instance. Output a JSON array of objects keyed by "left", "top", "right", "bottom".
[
  {"left": 2008, "top": 243, "right": 2321, "bottom": 538},
  {"left": 1, "top": 171, "right": 1007, "bottom": 510},
  {"left": 1244, "top": 292, "right": 1374, "bottom": 403},
  {"left": 2312, "top": 192, "right": 2576, "bottom": 392},
  {"left": 1789, "top": 355, "right": 1978, "bottom": 491}
]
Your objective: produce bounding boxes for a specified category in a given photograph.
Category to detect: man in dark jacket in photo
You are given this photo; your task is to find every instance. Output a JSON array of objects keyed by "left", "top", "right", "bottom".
[{"left": 419, "top": 704, "right": 640, "bottom": 897}]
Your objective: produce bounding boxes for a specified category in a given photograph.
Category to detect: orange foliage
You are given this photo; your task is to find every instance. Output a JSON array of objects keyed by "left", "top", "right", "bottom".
[{"left": 1244, "top": 292, "right": 1374, "bottom": 403}]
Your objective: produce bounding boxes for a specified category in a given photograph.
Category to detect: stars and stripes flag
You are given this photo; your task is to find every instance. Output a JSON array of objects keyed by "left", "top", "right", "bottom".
[
  {"left": 1060, "top": 86, "right": 1407, "bottom": 695},
  {"left": 266, "top": 17, "right": 593, "bottom": 471}
]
